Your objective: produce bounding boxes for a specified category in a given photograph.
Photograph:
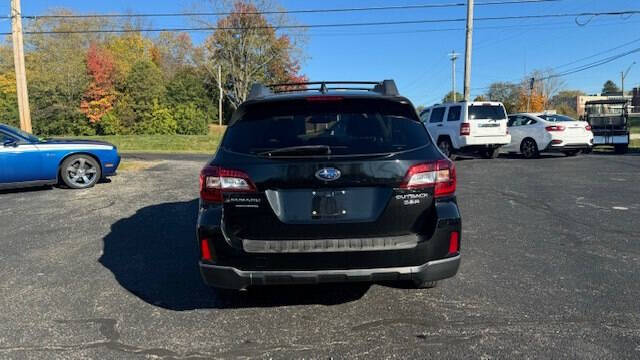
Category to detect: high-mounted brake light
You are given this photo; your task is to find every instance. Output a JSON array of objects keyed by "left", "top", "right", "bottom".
[
  {"left": 401, "top": 159, "right": 456, "bottom": 197},
  {"left": 199, "top": 165, "right": 256, "bottom": 203},
  {"left": 545, "top": 125, "right": 565, "bottom": 132},
  {"left": 460, "top": 123, "right": 470, "bottom": 136},
  {"left": 306, "top": 96, "right": 343, "bottom": 102}
]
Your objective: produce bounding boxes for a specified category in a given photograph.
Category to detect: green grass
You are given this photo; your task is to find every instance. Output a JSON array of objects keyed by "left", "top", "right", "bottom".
[
  {"left": 631, "top": 138, "right": 640, "bottom": 149},
  {"left": 86, "top": 134, "right": 223, "bottom": 153},
  {"left": 71, "top": 126, "right": 226, "bottom": 153},
  {"left": 630, "top": 116, "right": 640, "bottom": 134}
]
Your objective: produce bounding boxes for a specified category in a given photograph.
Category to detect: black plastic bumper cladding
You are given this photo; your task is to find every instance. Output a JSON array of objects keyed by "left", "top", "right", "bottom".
[{"left": 197, "top": 199, "right": 461, "bottom": 273}]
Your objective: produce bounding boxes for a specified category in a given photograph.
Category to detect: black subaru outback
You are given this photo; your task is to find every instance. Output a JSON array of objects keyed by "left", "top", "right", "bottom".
[{"left": 197, "top": 80, "right": 461, "bottom": 290}]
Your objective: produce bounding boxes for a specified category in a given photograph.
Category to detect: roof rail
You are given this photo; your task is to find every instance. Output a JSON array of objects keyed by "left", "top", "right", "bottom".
[{"left": 246, "top": 80, "right": 400, "bottom": 100}]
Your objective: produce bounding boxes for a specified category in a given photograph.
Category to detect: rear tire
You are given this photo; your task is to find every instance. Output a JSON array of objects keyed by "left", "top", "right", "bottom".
[
  {"left": 614, "top": 144, "right": 628, "bottom": 154},
  {"left": 520, "top": 138, "right": 539, "bottom": 159},
  {"left": 437, "top": 138, "right": 456, "bottom": 160},
  {"left": 60, "top": 155, "right": 102, "bottom": 189},
  {"left": 414, "top": 280, "right": 438, "bottom": 289}
]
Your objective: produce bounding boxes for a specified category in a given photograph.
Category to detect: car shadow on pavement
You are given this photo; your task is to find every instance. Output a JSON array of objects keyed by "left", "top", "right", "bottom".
[{"left": 99, "top": 199, "right": 369, "bottom": 311}]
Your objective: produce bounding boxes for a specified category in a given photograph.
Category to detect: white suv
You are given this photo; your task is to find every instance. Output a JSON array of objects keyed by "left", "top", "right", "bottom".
[{"left": 421, "top": 101, "right": 511, "bottom": 159}]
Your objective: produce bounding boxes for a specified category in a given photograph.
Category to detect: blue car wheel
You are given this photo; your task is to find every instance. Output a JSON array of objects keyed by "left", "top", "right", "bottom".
[{"left": 60, "top": 154, "right": 102, "bottom": 189}]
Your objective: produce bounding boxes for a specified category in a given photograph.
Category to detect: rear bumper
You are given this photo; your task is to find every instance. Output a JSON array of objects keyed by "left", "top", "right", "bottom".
[
  {"left": 200, "top": 255, "right": 460, "bottom": 290},
  {"left": 545, "top": 143, "right": 592, "bottom": 152},
  {"left": 458, "top": 134, "right": 511, "bottom": 148}
]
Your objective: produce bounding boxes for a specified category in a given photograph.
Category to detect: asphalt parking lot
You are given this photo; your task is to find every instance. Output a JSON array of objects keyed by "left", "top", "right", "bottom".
[{"left": 1, "top": 153, "right": 639, "bottom": 359}]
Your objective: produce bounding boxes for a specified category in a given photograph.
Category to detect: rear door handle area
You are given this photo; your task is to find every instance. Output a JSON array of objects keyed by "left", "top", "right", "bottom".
[{"left": 437, "top": 124, "right": 443, "bottom": 127}]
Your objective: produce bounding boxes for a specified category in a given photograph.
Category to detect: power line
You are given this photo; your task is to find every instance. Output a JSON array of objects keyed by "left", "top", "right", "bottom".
[
  {"left": 471, "top": 43, "right": 640, "bottom": 93},
  {"left": 542, "top": 46, "right": 640, "bottom": 80},
  {"left": 3, "top": 10, "right": 639, "bottom": 35},
  {"left": 9, "top": 0, "right": 563, "bottom": 19}
]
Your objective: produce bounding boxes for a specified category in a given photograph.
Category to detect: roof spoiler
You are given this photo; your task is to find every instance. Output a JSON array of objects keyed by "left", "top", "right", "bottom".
[{"left": 247, "top": 80, "right": 400, "bottom": 100}]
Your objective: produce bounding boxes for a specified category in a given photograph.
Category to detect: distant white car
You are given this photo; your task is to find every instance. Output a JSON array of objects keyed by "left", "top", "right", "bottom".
[
  {"left": 503, "top": 113, "right": 593, "bottom": 158},
  {"left": 422, "top": 101, "right": 511, "bottom": 159}
]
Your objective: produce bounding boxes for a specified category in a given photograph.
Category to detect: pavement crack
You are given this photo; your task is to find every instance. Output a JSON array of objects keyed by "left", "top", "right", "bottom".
[{"left": 0, "top": 318, "right": 214, "bottom": 359}]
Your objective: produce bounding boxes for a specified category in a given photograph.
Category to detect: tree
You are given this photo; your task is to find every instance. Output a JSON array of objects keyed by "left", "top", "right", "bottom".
[
  {"left": 602, "top": 80, "right": 620, "bottom": 95},
  {"left": 152, "top": 32, "right": 196, "bottom": 78},
  {"left": 80, "top": 43, "right": 117, "bottom": 123},
  {"left": 201, "top": 1, "right": 306, "bottom": 110},
  {"left": 473, "top": 95, "right": 487, "bottom": 102},
  {"left": 486, "top": 82, "right": 519, "bottom": 113},
  {"left": 0, "top": 73, "right": 19, "bottom": 128},
  {"left": 549, "top": 90, "right": 585, "bottom": 118},
  {"left": 442, "top": 91, "right": 463, "bottom": 103},
  {"left": 121, "top": 60, "right": 166, "bottom": 124},
  {"left": 107, "top": 34, "right": 154, "bottom": 86},
  {"left": 517, "top": 89, "right": 545, "bottom": 113}
]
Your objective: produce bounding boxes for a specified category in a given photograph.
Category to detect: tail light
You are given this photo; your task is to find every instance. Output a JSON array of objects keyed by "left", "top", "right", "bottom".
[
  {"left": 460, "top": 123, "right": 470, "bottom": 136},
  {"left": 448, "top": 231, "right": 460, "bottom": 255},
  {"left": 200, "top": 238, "right": 212, "bottom": 261},
  {"left": 199, "top": 165, "right": 256, "bottom": 203},
  {"left": 401, "top": 159, "right": 456, "bottom": 197},
  {"left": 585, "top": 125, "right": 592, "bottom": 131},
  {"left": 545, "top": 125, "right": 565, "bottom": 132}
]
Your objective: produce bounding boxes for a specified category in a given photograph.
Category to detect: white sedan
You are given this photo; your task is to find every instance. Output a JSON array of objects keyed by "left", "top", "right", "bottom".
[{"left": 502, "top": 113, "right": 593, "bottom": 159}]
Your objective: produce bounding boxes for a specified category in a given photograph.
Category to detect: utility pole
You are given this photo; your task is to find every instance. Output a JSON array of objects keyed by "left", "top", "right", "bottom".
[
  {"left": 11, "top": 0, "right": 32, "bottom": 133},
  {"left": 527, "top": 77, "right": 534, "bottom": 112},
  {"left": 621, "top": 62, "right": 635, "bottom": 98},
  {"left": 463, "top": 0, "right": 474, "bottom": 101},
  {"left": 448, "top": 50, "right": 459, "bottom": 102},
  {"left": 218, "top": 64, "right": 223, "bottom": 126}
]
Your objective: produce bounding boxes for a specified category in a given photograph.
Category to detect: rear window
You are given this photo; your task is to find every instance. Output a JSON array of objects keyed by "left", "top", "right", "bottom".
[
  {"left": 539, "top": 114, "right": 576, "bottom": 122},
  {"left": 468, "top": 105, "right": 507, "bottom": 120},
  {"left": 223, "top": 98, "right": 430, "bottom": 157}
]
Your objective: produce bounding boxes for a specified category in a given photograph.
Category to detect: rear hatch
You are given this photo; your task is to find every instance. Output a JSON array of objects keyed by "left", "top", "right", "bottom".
[
  {"left": 466, "top": 103, "right": 508, "bottom": 137},
  {"left": 211, "top": 96, "right": 447, "bottom": 244}
]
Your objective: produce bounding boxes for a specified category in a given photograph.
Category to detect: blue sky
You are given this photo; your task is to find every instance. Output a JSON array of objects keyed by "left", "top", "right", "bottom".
[{"left": 2, "top": 0, "right": 639, "bottom": 106}]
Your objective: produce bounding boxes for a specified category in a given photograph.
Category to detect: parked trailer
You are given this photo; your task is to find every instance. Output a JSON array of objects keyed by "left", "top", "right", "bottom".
[{"left": 585, "top": 99, "right": 630, "bottom": 154}]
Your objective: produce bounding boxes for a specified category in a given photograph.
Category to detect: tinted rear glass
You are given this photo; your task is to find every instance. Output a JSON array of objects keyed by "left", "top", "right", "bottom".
[
  {"left": 223, "top": 98, "right": 430, "bottom": 156},
  {"left": 468, "top": 105, "right": 507, "bottom": 120},
  {"left": 539, "top": 114, "right": 575, "bottom": 122}
]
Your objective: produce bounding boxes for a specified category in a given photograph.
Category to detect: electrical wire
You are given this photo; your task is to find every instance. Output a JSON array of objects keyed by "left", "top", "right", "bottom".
[
  {"left": 7, "top": 0, "right": 564, "bottom": 20},
  {"left": 3, "top": 10, "right": 638, "bottom": 35}
]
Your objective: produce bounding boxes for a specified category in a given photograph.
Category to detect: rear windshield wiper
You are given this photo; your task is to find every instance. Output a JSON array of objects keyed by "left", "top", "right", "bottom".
[{"left": 257, "top": 145, "right": 332, "bottom": 157}]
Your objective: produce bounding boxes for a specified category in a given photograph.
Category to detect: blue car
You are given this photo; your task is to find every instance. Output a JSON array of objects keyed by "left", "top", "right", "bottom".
[{"left": 0, "top": 124, "right": 120, "bottom": 190}]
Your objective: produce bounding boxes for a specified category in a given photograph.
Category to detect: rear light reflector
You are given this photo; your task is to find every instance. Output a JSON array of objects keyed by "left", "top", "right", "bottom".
[
  {"left": 200, "top": 238, "right": 212, "bottom": 260},
  {"left": 551, "top": 139, "right": 563, "bottom": 145},
  {"left": 460, "top": 123, "right": 470, "bottom": 136},
  {"left": 448, "top": 231, "right": 460, "bottom": 254},
  {"left": 199, "top": 165, "right": 256, "bottom": 203},
  {"left": 545, "top": 125, "right": 565, "bottom": 132},
  {"left": 401, "top": 159, "right": 456, "bottom": 197}
]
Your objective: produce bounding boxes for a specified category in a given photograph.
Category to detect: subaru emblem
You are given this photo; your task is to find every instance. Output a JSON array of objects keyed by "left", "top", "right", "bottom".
[{"left": 315, "top": 167, "right": 341, "bottom": 181}]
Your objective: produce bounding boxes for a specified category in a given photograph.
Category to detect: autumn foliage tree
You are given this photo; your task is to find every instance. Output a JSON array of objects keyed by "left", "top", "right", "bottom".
[
  {"left": 202, "top": 1, "right": 306, "bottom": 110},
  {"left": 80, "top": 43, "right": 116, "bottom": 123}
]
